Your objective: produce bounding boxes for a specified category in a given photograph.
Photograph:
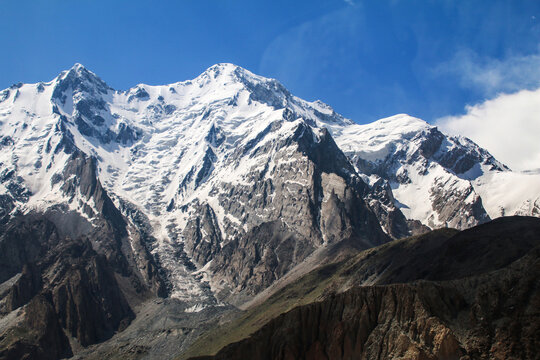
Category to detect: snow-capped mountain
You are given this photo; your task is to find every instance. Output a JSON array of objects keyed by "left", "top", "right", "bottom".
[
  {"left": 334, "top": 115, "right": 497, "bottom": 229},
  {"left": 2, "top": 63, "right": 540, "bottom": 358},
  {"left": 1, "top": 63, "right": 539, "bottom": 304}
]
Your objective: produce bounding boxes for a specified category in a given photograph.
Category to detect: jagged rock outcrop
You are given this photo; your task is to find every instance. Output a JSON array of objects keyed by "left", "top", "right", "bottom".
[
  {"left": 182, "top": 203, "right": 222, "bottom": 267},
  {"left": 0, "top": 218, "right": 60, "bottom": 286},
  {"left": 361, "top": 177, "right": 413, "bottom": 237},
  {"left": 0, "top": 151, "right": 165, "bottom": 359},
  {"left": 210, "top": 220, "right": 315, "bottom": 300},
  {"left": 0, "top": 294, "right": 72, "bottom": 360},
  {"left": 1, "top": 263, "right": 42, "bottom": 314}
]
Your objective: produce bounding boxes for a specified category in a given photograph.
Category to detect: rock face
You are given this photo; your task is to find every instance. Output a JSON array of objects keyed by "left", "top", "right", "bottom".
[
  {"left": 46, "top": 240, "right": 134, "bottom": 346},
  {"left": 3, "top": 294, "right": 72, "bottom": 360},
  {"left": 0, "top": 215, "right": 137, "bottom": 359},
  {"left": 189, "top": 217, "right": 540, "bottom": 360},
  {"left": 360, "top": 177, "right": 413, "bottom": 238},
  {"left": 198, "top": 124, "right": 389, "bottom": 302},
  {"left": 197, "top": 260, "right": 539, "bottom": 360},
  {"left": 194, "top": 284, "right": 467, "bottom": 360}
]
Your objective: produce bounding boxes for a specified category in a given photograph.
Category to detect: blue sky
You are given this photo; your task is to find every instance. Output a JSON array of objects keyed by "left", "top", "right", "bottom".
[{"left": 1, "top": 0, "right": 540, "bottom": 125}]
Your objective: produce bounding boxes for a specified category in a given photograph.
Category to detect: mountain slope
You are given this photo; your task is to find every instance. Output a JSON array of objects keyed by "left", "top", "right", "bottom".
[{"left": 184, "top": 216, "right": 540, "bottom": 360}]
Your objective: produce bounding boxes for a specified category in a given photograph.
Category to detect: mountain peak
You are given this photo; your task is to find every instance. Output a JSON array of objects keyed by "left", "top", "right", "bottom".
[
  {"left": 203, "top": 63, "right": 252, "bottom": 77},
  {"left": 343, "top": 114, "right": 432, "bottom": 147},
  {"left": 370, "top": 114, "right": 431, "bottom": 130},
  {"left": 206, "top": 62, "right": 243, "bottom": 72},
  {"left": 197, "top": 63, "right": 279, "bottom": 87},
  {"left": 58, "top": 63, "right": 96, "bottom": 81},
  {"left": 71, "top": 62, "right": 87, "bottom": 71},
  {"left": 53, "top": 63, "right": 109, "bottom": 100}
]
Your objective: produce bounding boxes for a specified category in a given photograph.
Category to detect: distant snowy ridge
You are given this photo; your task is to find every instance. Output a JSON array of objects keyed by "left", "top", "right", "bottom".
[{"left": 332, "top": 113, "right": 540, "bottom": 222}]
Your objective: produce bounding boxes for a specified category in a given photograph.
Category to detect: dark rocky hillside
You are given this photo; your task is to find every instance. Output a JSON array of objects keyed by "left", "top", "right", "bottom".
[
  {"left": 184, "top": 216, "right": 540, "bottom": 360},
  {"left": 0, "top": 209, "right": 165, "bottom": 360}
]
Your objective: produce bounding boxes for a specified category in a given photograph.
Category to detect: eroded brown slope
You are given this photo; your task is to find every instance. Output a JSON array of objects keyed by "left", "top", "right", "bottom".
[
  {"left": 187, "top": 217, "right": 540, "bottom": 360},
  {"left": 192, "top": 249, "right": 539, "bottom": 360}
]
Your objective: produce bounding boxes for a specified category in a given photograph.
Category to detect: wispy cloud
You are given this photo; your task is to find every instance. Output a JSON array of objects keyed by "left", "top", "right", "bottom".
[
  {"left": 436, "top": 87, "right": 540, "bottom": 171},
  {"left": 433, "top": 48, "right": 540, "bottom": 96}
]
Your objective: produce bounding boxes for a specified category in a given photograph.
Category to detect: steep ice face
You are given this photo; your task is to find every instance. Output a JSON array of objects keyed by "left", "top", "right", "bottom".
[
  {"left": 0, "top": 74, "right": 72, "bottom": 213},
  {"left": 471, "top": 169, "right": 540, "bottom": 219}
]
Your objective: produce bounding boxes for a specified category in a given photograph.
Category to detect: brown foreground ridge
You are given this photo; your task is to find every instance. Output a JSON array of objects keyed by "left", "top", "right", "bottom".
[{"left": 186, "top": 216, "right": 540, "bottom": 360}]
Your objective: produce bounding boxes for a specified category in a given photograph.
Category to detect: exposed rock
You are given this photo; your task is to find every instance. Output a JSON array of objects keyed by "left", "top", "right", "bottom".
[
  {"left": 0, "top": 219, "right": 135, "bottom": 359},
  {"left": 46, "top": 240, "right": 134, "bottom": 346},
  {"left": 0, "top": 149, "right": 167, "bottom": 359},
  {"left": 2, "top": 264, "right": 41, "bottom": 314},
  {"left": 186, "top": 122, "right": 390, "bottom": 302},
  {"left": 183, "top": 203, "right": 222, "bottom": 266},
  {"left": 0, "top": 217, "right": 59, "bottom": 285},
  {"left": 192, "top": 284, "right": 467, "bottom": 360},
  {"left": 362, "top": 177, "right": 411, "bottom": 238},
  {"left": 0, "top": 294, "right": 73, "bottom": 360},
  {"left": 210, "top": 220, "right": 315, "bottom": 301}
]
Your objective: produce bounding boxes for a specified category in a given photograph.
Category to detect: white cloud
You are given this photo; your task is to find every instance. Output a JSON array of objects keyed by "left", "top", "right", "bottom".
[
  {"left": 434, "top": 49, "right": 540, "bottom": 96},
  {"left": 436, "top": 87, "right": 540, "bottom": 171}
]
